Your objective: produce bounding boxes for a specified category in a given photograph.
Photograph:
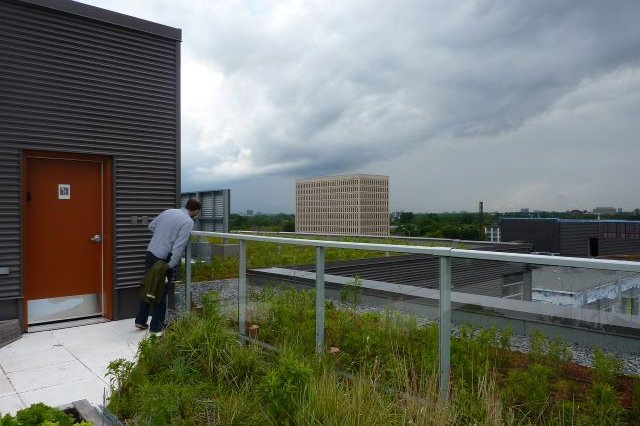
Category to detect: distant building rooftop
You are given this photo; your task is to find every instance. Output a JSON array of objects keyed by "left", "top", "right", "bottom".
[{"left": 501, "top": 217, "right": 640, "bottom": 225}]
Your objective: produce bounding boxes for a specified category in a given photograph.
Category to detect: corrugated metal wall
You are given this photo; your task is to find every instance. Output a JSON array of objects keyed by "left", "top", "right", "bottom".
[
  {"left": 559, "top": 222, "right": 598, "bottom": 257},
  {"left": 500, "top": 218, "right": 561, "bottom": 253},
  {"left": 181, "top": 190, "right": 230, "bottom": 232},
  {"left": 0, "top": 147, "right": 21, "bottom": 300},
  {"left": 0, "top": 0, "right": 180, "bottom": 318},
  {"left": 600, "top": 239, "right": 640, "bottom": 256}
]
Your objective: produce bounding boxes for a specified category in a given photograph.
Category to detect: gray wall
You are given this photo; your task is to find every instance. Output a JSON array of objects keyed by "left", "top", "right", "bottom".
[
  {"left": 0, "top": 0, "right": 181, "bottom": 320},
  {"left": 501, "top": 219, "right": 640, "bottom": 259},
  {"left": 181, "top": 190, "right": 231, "bottom": 233},
  {"left": 500, "top": 218, "right": 561, "bottom": 253}
]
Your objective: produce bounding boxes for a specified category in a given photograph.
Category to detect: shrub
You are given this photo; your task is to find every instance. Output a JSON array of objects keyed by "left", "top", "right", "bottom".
[
  {"left": 592, "top": 348, "right": 622, "bottom": 385},
  {"left": 547, "top": 337, "right": 573, "bottom": 376},
  {"left": 258, "top": 351, "right": 312, "bottom": 424},
  {"left": 0, "top": 403, "right": 90, "bottom": 426},
  {"left": 504, "top": 363, "right": 554, "bottom": 419},
  {"left": 582, "top": 383, "right": 625, "bottom": 425},
  {"left": 529, "top": 329, "right": 546, "bottom": 363}
]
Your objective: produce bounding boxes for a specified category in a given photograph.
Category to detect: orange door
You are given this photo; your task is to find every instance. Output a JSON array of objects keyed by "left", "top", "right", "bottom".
[{"left": 24, "top": 155, "right": 103, "bottom": 322}]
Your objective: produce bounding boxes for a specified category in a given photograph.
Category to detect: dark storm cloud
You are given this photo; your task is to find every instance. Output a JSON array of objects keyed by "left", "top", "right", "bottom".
[{"left": 80, "top": 0, "right": 640, "bottom": 212}]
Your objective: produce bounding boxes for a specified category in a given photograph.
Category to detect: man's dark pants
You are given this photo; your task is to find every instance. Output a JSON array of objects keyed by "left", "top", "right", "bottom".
[{"left": 134, "top": 251, "right": 174, "bottom": 332}]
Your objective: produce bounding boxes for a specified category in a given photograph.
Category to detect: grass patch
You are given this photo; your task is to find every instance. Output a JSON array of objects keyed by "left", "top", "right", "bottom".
[
  {"left": 108, "top": 288, "right": 639, "bottom": 425},
  {"left": 187, "top": 234, "right": 469, "bottom": 282}
]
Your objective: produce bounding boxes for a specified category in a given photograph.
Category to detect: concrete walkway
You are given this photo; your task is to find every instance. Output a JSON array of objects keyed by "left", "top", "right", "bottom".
[{"left": 0, "top": 319, "right": 146, "bottom": 416}]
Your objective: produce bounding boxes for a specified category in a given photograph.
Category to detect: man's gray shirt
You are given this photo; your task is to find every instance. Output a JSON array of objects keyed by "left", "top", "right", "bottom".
[{"left": 147, "top": 208, "right": 194, "bottom": 268}]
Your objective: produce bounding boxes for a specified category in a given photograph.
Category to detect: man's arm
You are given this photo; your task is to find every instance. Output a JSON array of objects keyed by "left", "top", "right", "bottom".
[
  {"left": 148, "top": 214, "right": 160, "bottom": 232},
  {"left": 168, "top": 221, "right": 194, "bottom": 268}
]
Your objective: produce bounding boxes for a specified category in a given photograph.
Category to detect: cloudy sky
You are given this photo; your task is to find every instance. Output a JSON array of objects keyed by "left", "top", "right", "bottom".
[{"left": 80, "top": 0, "right": 640, "bottom": 213}]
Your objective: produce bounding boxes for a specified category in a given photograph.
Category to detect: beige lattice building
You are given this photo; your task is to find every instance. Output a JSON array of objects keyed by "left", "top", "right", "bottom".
[{"left": 295, "top": 174, "right": 389, "bottom": 236}]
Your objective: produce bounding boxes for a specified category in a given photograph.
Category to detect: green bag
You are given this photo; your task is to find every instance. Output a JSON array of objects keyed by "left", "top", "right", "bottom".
[{"left": 140, "top": 260, "right": 169, "bottom": 304}]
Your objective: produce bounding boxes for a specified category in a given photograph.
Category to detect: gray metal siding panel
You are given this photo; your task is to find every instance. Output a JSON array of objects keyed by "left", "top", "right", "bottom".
[
  {"left": 599, "top": 239, "right": 640, "bottom": 257},
  {"left": 500, "top": 219, "right": 561, "bottom": 253},
  {"left": 0, "top": 148, "right": 22, "bottom": 299},
  {"left": 559, "top": 223, "right": 599, "bottom": 257},
  {"left": 0, "top": 0, "right": 179, "bottom": 299}
]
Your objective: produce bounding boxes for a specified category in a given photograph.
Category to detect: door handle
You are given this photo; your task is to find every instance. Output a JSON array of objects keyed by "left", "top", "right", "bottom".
[{"left": 90, "top": 234, "right": 102, "bottom": 243}]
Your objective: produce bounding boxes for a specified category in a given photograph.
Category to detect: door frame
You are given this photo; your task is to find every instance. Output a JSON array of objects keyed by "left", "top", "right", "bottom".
[{"left": 21, "top": 150, "right": 113, "bottom": 328}]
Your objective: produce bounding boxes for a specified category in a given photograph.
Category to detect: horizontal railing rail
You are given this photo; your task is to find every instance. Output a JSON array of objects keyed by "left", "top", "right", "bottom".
[{"left": 185, "top": 231, "right": 640, "bottom": 402}]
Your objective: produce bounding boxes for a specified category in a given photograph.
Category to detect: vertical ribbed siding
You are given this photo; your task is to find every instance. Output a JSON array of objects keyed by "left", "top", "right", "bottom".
[
  {"left": 0, "top": 0, "right": 180, "bottom": 300},
  {"left": 181, "top": 190, "right": 230, "bottom": 232}
]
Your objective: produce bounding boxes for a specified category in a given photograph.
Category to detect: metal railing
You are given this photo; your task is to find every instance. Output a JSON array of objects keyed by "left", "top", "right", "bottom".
[{"left": 184, "top": 231, "right": 640, "bottom": 402}]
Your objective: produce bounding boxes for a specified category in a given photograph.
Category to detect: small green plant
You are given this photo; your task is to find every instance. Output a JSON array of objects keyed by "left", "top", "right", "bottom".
[
  {"left": 340, "top": 275, "right": 363, "bottom": 312},
  {"left": 499, "top": 325, "right": 512, "bottom": 350},
  {"left": 106, "top": 357, "right": 135, "bottom": 393},
  {"left": 258, "top": 351, "right": 312, "bottom": 424},
  {"left": 592, "top": 348, "right": 622, "bottom": 385},
  {"left": 551, "top": 400, "right": 582, "bottom": 426},
  {"left": 529, "top": 329, "right": 546, "bottom": 363},
  {"left": 547, "top": 337, "right": 573, "bottom": 376},
  {"left": 0, "top": 403, "right": 91, "bottom": 426},
  {"left": 582, "top": 382, "right": 625, "bottom": 425},
  {"left": 504, "top": 363, "right": 554, "bottom": 419}
]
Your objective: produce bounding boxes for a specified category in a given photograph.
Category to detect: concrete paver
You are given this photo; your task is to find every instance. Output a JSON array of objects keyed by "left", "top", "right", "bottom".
[{"left": 0, "top": 319, "right": 146, "bottom": 416}]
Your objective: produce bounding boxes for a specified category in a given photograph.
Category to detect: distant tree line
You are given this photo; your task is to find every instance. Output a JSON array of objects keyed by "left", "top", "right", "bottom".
[
  {"left": 229, "top": 210, "right": 640, "bottom": 239},
  {"left": 230, "top": 213, "right": 295, "bottom": 232},
  {"left": 391, "top": 210, "right": 640, "bottom": 240}
]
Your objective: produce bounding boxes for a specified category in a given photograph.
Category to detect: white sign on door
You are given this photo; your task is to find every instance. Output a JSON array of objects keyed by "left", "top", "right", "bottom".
[{"left": 58, "top": 184, "right": 71, "bottom": 200}]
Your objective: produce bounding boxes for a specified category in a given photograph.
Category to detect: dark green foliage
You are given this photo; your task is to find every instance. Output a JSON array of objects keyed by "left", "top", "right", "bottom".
[
  {"left": 451, "top": 325, "right": 496, "bottom": 389},
  {"left": 504, "top": 363, "right": 554, "bottom": 417},
  {"left": 0, "top": 402, "right": 89, "bottom": 426},
  {"left": 582, "top": 383, "right": 625, "bottom": 425},
  {"left": 0, "top": 414, "right": 18, "bottom": 426},
  {"left": 529, "top": 329, "right": 546, "bottom": 363},
  {"left": 258, "top": 351, "right": 312, "bottom": 425},
  {"left": 632, "top": 377, "right": 640, "bottom": 419},
  {"left": 106, "top": 288, "right": 636, "bottom": 425},
  {"left": 551, "top": 400, "right": 583, "bottom": 426},
  {"left": 547, "top": 337, "right": 573, "bottom": 376},
  {"left": 592, "top": 348, "right": 623, "bottom": 385},
  {"left": 230, "top": 213, "right": 295, "bottom": 232}
]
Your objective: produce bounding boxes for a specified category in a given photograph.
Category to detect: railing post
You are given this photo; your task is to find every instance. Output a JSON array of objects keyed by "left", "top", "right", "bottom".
[
  {"left": 239, "top": 239, "right": 247, "bottom": 337},
  {"left": 439, "top": 255, "right": 452, "bottom": 403},
  {"left": 185, "top": 238, "right": 192, "bottom": 314},
  {"left": 315, "top": 246, "right": 325, "bottom": 354}
]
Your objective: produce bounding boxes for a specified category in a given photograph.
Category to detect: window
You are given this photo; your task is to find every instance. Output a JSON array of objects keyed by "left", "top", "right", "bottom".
[{"left": 502, "top": 274, "right": 524, "bottom": 300}]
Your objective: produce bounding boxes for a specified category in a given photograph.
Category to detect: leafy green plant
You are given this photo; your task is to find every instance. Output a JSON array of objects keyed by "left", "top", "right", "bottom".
[
  {"left": 592, "top": 348, "right": 622, "bottom": 385},
  {"left": 0, "top": 403, "right": 90, "bottom": 426},
  {"left": 499, "top": 325, "right": 512, "bottom": 351},
  {"left": 504, "top": 363, "right": 554, "bottom": 419},
  {"left": 340, "top": 275, "right": 363, "bottom": 313},
  {"left": 258, "top": 351, "right": 312, "bottom": 425},
  {"left": 551, "top": 400, "right": 582, "bottom": 426},
  {"left": 547, "top": 337, "right": 573, "bottom": 376},
  {"left": 529, "top": 329, "right": 546, "bottom": 363},
  {"left": 582, "top": 383, "right": 625, "bottom": 425},
  {"left": 106, "top": 286, "right": 637, "bottom": 425}
]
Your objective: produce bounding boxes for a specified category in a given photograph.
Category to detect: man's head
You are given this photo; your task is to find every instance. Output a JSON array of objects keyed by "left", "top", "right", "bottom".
[{"left": 185, "top": 198, "right": 201, "bottom": 218}]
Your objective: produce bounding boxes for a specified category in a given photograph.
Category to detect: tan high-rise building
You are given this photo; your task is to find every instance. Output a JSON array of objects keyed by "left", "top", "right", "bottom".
[{"left": 295, "top": 174, "right": 389, "bottom": 236}]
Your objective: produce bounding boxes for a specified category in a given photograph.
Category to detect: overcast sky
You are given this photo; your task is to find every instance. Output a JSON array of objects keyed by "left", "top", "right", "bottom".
[{"left": 80, "top": 0, "right": 640, "bottom": 213}]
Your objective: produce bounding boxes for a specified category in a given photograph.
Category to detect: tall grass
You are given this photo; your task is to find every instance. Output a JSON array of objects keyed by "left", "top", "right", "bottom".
[{"left": 107, "top": 288, "right": 637, "bottom": 425}]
